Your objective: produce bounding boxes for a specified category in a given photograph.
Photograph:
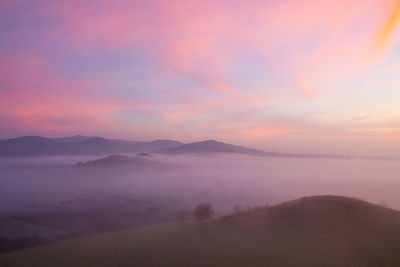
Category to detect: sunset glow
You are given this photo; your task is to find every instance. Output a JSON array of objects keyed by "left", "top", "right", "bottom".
[{"left": 1, "top": 0, "right": 400, "bottom": 155}]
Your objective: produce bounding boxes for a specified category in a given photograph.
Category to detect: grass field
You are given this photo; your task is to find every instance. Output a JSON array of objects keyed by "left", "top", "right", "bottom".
[{"left": 1, "top": 195, "right": 400, "bottom": 267}]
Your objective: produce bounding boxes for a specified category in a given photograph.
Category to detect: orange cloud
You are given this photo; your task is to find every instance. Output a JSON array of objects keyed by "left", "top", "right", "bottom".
[
  {"left": 11, "top": 106, "right": 54, "bottom": 118},
  {"left": 376, "top": 0, "right": 400, "bottom": 50}
]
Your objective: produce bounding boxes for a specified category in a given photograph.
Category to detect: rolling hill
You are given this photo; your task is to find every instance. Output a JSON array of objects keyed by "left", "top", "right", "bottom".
[
  {"left": 0, "top": 217, "right": 65, "bottom": 240},
  {"left": 74, "top": 154, "right": 175, "bottom": 172},
  {"left": 154, "top": 140, "right": 268, "bottom": 156},
  {"left": 1, "top": 136, "right": 394, "bottom": 160},
  {"left": 0, "top": 217, "right": 66, "bottom": 253},
  {"left": 0, "top": 136, "right": 183, "bottom": 157},
  {"left": 76, "top": 154, "right": 165, "bottom": 169},
  {"left": 154, "top": 139, "right": 346, "bottom": 159},
  {"left": 77, "top": 155, "right": 148, "bottom": 167},
  {"left": 1, "top": 195, "right": 400, "bottom": 266}
]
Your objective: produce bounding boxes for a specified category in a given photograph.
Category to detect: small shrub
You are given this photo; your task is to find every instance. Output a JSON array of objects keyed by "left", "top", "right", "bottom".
[{"left": 193, "top": 202, "right": 213, "bottom": 221}]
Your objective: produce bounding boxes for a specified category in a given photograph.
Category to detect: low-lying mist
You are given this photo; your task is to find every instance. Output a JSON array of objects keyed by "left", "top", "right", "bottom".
[{"left": 1, "top": 154, "right": 399, "bottom": 217}]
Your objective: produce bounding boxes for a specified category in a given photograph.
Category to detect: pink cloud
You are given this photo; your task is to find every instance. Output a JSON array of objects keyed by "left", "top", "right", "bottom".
[
  {"left": 242, "top": 127, "right": 298, "bottom": 138},
  {"left": 2, "top": 0, "right": 400, "bottom": 154},
  {"left": 36, "top": 0, "right": 400, "bottom": 100},
  {"left": 295, "top": 76, "right": 320, "bottom": 100},
  {"left": 160, "top": 111, "right": 195, "bottom": 122}
]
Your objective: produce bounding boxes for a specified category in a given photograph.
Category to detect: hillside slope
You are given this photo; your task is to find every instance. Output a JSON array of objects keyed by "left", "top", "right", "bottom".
[
  {"left": 0, "top": 218, "right": 64, "bottom": 240},
  {"left": 0, "top": 217, "right": 66, "bottom": 253},
  {"left": 155, "top": 140, "right": 268, "bottom": 156},
  {"left": 1, "top": 196, "right": 400, "bottom": 266},
  {"left": 154, "top": 140, "right": 348, "bottom": 159}
]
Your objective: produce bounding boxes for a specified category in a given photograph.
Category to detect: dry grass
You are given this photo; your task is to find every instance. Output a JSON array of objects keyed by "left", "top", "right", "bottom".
[{"left": 1, "top": 195, "right": 400, "bottom": 267}]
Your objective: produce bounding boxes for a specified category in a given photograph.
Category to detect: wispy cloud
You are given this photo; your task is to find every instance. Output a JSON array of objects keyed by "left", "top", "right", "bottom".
[{"left": 1, "top": 0, "right": 400, "bottom": 154}]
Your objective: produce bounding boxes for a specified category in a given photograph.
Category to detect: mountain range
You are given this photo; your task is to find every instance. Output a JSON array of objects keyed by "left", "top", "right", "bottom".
[
  {"left": 0, "top": 135, "right": 182, "bottom": 157},
  {"left": 0, "top": 135, "right": 363, "bottom": 159},
  {"left": 154, "top": 139, "right": 349, "bottom": 158}
]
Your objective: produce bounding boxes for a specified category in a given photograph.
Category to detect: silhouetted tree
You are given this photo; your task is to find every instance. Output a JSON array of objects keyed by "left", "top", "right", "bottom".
[{"left": 193, "top": 202, "right": 213, "bottom": 221}]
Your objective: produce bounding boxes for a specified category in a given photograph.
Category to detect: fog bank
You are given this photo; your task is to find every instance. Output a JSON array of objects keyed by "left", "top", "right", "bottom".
[{"left": 0, "top": 154, "right": 399, "bottom": 216}]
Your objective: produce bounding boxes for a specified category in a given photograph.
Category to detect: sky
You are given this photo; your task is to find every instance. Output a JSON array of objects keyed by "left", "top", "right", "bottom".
[{"left": 1, "top": 0, "right": 400, "bottom": 156}]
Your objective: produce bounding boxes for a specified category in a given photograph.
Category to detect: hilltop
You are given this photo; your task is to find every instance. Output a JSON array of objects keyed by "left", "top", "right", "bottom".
[
  {"left": 77, "top": 155, "right": 148, "bottom": 167},
  {"left": 154, "top": 139, "right": 267, "bottom": 156},
  {"left": 1, "top": 195, "right": 400, "bottom": 266}
]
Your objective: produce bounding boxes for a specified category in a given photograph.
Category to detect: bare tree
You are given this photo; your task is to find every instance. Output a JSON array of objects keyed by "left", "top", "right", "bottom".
[{"left": 193, "top": 202, "right": 214, "bottom": 221}]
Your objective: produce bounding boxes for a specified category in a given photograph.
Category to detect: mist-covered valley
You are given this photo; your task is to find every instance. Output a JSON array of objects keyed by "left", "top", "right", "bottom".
[
  {"left": 1, "top": 154, "right": 399, "bottom": 223},
  {"left": 2, "top": 137, "right": 400, "bottom": 262}
]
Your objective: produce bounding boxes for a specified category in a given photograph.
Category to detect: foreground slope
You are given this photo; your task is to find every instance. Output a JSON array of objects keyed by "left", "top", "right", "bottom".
[
  {"left": 0, "top": 218, "right": 64, "bottom": 240},
  {"left": 0, "top": 217, "right": 66, "bottom": 253},
  {"left": 1, "top": 196, "right": 400, "bottom": 266}
]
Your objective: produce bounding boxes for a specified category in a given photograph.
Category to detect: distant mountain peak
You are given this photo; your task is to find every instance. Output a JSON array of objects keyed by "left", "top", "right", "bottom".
[
  {"left": 80, "top": 137, "right": 115, "bottom": 145},
  {"left": 0, "top": 136, "right": 53, "bottom": 144},
  {"left": 0, "top": 135, "right": 184, "bottom": 157},
  {"left": 149, "top": 139, "right": 183, "bottom": 145},
  {"left": 199, "top": 139, "right": 219, "bottom": 143},
  {"left": 154, "top": 139, "right": 266, "bottom": 156},
  {"left": 151, "top": 139, "right": 181, "bottom": 142},
  {"left": 11, "top": 136, "right": 46, "bottom": 140},
  {"left": 53, "top": 135, "right": 91, "bottom": 143}
]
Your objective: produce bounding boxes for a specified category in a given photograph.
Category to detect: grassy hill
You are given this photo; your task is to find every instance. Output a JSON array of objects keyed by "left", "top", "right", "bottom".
[
  {"left": 0, "top": 217, "right": 65, "bottom": 240},
  {"left": 1, "top": 195, "right": 400, "bottom": 266},
  {"left": 0, "top": 217, "right": 66, "bottom": 253}
]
